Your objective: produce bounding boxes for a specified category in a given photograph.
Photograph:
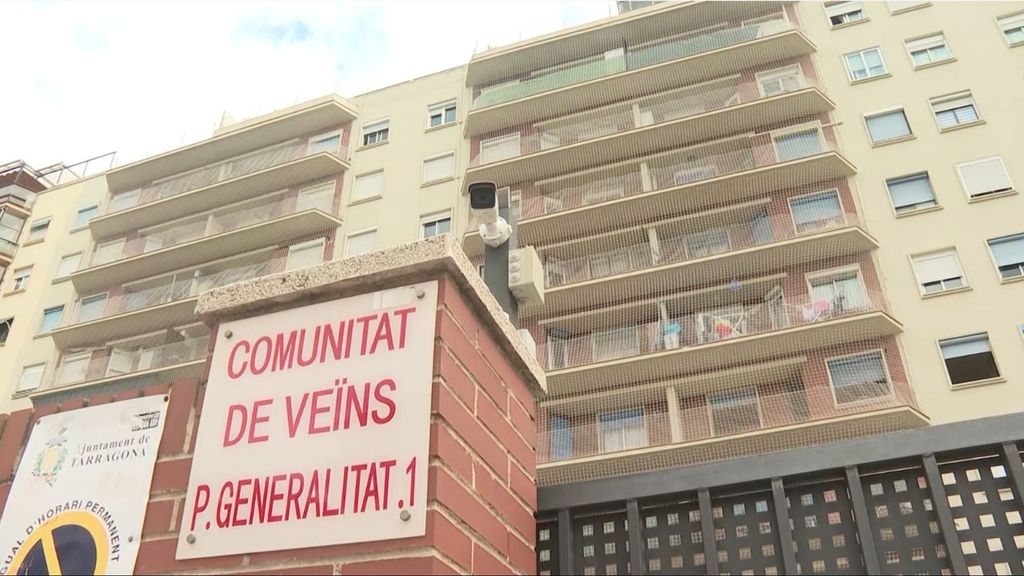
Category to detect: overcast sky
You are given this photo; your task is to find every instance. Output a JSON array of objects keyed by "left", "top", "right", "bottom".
[{"left": 1, "top": 1, "right": 615, "bottom": 174}]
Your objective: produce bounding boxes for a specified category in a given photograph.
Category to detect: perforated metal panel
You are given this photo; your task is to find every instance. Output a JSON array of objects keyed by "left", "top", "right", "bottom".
[
  {"left": 862, "top": 466, "right": 952, "bottom": 575},
  {"left": 538, "top": 517, "right": 560, "bottom": 575},
  {"left": 640, "top": 497, "right": 705, "bottom": 575},
  {"left": 711, "top": 488, "right": 783, "bottom": 575},
  {"left": 786, "top": 478, "right": 864, "bottom": 574},
  {"left": 938, "top": 453, "right": 1024, "bottom": 576},
  {"left": 575, "top": 508, "right": 631, "bottom": 575}
]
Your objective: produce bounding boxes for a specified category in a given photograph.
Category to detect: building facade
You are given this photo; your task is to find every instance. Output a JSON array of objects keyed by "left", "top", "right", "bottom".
[{"left": 0, "top": 1, "right": 1023, "bottom": 573}]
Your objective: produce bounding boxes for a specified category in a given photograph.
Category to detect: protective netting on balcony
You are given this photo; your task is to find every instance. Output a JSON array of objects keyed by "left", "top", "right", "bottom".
[{"left": 462, "top": 2, "right": 927, "bottom": 486}]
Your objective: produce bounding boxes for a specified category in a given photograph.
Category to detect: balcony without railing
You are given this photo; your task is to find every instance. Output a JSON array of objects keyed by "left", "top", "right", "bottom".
[
  {"left": 102, "top": 138, "right": 346, "bottom": 216},
  {"left": 87, "top": 192, "right": 331, "bottom": 268},
  {"left": 538, "top": 384, "right": 917, "bottom": 465},
  {"left": 471, "top": 68, "right": 822, "bottom": 169},
  {"left": 539, "top": 290, "right": 889, "bottom": 373},
  {"left": 543, "top": 210, "right": 860, "bottom": 289},
  {"left": 472, "top": 17, "right": 796, "bottom": 110}
]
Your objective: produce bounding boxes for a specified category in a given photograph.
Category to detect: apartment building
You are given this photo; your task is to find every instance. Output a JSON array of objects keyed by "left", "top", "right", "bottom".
[
  {"left": 0, "top": 162, "right": 44, "bottom": 286},
  {"left": 457, "top": 2, "right": 1024, "bottom": 574},
  {"left": 2, "top": 1, "right": 1024, "bottom": 573},
  {"left": 0, "top": 71, "right": 468, "bottom": 410}
]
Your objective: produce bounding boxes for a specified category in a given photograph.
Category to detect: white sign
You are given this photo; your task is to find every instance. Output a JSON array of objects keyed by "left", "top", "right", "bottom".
[
  {"left": 0, "top": 395, "right": 168, "bottom": 575},
  {"left": 177, "top": 281, "right": 437, "bottom": 559}
]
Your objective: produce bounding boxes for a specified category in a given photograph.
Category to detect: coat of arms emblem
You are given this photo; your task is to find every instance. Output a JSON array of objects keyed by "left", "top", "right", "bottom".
[{"left": 32, "top": 424, "right": 69, "bottom": 486}]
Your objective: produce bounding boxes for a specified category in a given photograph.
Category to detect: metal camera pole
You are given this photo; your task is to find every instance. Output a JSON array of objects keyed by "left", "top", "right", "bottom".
[{"left": 483, "top": 203, "right": 519, "bottom": 328}]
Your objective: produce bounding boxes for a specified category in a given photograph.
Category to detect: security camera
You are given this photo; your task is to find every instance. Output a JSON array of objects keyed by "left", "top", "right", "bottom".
[{"left": 469, "top": 182, "right": 511, "bottom": 248}]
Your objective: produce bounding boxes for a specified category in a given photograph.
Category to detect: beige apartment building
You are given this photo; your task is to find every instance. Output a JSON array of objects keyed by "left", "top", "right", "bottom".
[{"left": 1, "top": 0, "right": 1023, "bottom": 535}]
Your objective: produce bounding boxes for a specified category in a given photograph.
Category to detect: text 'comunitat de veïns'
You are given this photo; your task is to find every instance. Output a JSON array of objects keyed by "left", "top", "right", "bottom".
[{"left": 188, "top": 306, "right": 420, "bottom": 533}]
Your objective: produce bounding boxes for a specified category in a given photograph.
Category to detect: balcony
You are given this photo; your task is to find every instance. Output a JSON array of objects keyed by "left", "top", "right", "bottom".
[
  {"left": 38, "top": 331, "right": 209, "bottom": 398},
  {"left": 71, "top": 196, "right": 340, "bottom": 293},
  {"left": 463, "top": 133, "right": 855, "bottom": 258},
  {"left": 0, "top": 187, "right": 36, "bottom": 214},
  {"left": 467, "top": 72, "right": 832, "bottom": 187},
  {"left": 536, "top": 385, "right": 927, "bottom": 486},
  {"left": 538, "top": 290, "right": 901, "bottom": 397},
  {"left": 467, "top": 15, "right": 816, "bottom": 135},
  {"left": 537, "top": 212, "right": 875, "bottom": 317},
  {"left": 50, "top": 258, "right": 279, "bottom": 349},
  {"left": 105, "top": 94, "right": 355, "bottom": 194},
  {"left": 0, "top": 238, "right": 16, "bottom": 262},
  {"left": 92, "top": 140, "right": 348, "bottom": 238}
]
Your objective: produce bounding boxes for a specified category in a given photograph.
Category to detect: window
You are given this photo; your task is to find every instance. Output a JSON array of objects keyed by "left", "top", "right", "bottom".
[
  {"left": 773, "top": 129, "right": 823, "bottom": 162},
  {"left": 987, "top": 233, "right": 1024, "bottom": 280},
  {"left": 810, "top": 269, "right": 869, "bottom": 312},
  {"left": 685, "top": 229, "right": 731, "bottom": 258},
  {"left": 912, "top": 250, "right": 966, "bottom": 294},
  {"left": 422, "top": 152, "right": 455, "bottom": 184},
  {"left": 930, "top": 91, "right": 979, "bottom": 129},
  {"left": 39, "top": 305, "right": 64, "bottom": 333},
  {"left": 78, "top": 294, "right": 108, "bottom": 323},
  {"left": 790, "top": 190, "right": 844, "bottom": 234},
  {"left": 592, "top": 327, "right": 638, "bottom": 362},
  {"left": 361, "top": 119, "right": 389, "bottom": 146},
  {"left": 27, "top": 218, "right": 50, "bottom": 242},
  {"left": 345, "top": 230, "right": 377, "bottom": 258},
  {"left": 939, "top": 333, "right": 1000, "bottom": 386},
  {"left": 307, "top": 131, "right": 341, "bottom": 155},
  {"left": 756, "top": 66, "right": 804, "bottom": 97},
  {"left": 420, "top": 213, "right": 452, "bottom": 239},
  {"left": 479, "top": 133, "right": 521, "bottom": 164},
  {"left": 888, "top": 1, "right": 930, "bottom": 13},
  {"left": 549, "top": 414, "right": 573, "bottom": 460},
  {"left": 285, "top": 239, "right": 325, "bottom": 271},
  {"left": 427, "top": 100, "right": 457, "bottom": 128},
  {"left": 0, "top": 211, "right": 26, "bottom": 246},
  {"left": 92, "top": 238, "right": 126, "bottom": 265},
  {"left": 865, "top": 109, "right": 912, "bottom": 144},
  {"left": 598, "top": 409, "right": 646, "bottom": 452},
  {"left": 826, "top": 2, "right": 866, "bottom": 27},
  {"left": 956, "top": 157, "right": 1014, "bottom": 199},
  {"left": 546, "top": 329, "right": 568, "bottom": 370},
  {"left": 844, "top": 47, "right": 887, "bottom": 81},
  {"left": 295, "top": 182, "right": 335, "bottom": 213},
  {"left": 709, "top": 388, "right": 761, "bottom": 435},
  {"left": 886, "top": 173, "right": 937, "bottom": 213},
  {"left": 17, "top": 363, "right": 45, "bottom": 393},
  {"left": 11, "top": 267, "right": 30, "bottom": 291},
  {"left": 590, "top": 248, "right": 631, "bottom": 277},
  {"left": 74, "top": 204, "right": 99, "bottom": 228},
  {"left": 352, "top": 171, "right": 383, "bottom": 202},
  {"left": 56, "top": 253, "right": 82, "bottom": 278},
  {"left": 828, "top": 351, "right": 891, "bottom": 404},
  {"left": 0, "top": 317, "right": 12, "bottom": 344},
  {"left": 905, "top": 34, "right": 952, "bottom": 66},
  {"left": 998, "top": 13, "right": 1024, "bottom": 46},
  {"left": 57, "top": 352, "right": 91, "bottom": 385}
]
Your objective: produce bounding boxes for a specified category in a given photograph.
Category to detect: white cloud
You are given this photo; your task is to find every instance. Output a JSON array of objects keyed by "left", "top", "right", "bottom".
[{"left": 0, "top": 0, "right": 614, "bottom": 171}]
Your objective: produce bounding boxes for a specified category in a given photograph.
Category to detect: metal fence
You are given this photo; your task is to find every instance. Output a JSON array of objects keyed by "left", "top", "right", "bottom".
[{"left": 537, "top": 412, "right": 1024, "bottom": 576}]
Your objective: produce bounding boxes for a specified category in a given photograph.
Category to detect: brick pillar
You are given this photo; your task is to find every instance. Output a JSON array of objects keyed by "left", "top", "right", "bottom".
[{"left": 429, "top": 279, "right": 538, "bottom": 575}]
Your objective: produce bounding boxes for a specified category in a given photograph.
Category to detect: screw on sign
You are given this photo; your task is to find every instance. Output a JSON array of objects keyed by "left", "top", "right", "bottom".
[{"left": 9, "top": 511, "right": 109, "bottom": 575}]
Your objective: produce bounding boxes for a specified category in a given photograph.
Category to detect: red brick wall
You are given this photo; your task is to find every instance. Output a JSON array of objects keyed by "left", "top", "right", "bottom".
[{"left": 0, "top": 274, "right": 540, "bottom": 575}]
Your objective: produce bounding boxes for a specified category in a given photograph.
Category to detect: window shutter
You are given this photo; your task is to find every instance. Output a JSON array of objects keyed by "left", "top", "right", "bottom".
[
  {"left": 825, "top": 1, "right": 863, "bottom": 17},
  {"left": 866, "top": 111, "right": 910, "bottom": 141},
  {"left": 988, "top": 234, "right": 1024, "bottom": 267},
  {"left": 940, "top": 334, "right": 991, "bottom": 359},
  {"left": 353, "top": 172, "right": 383, "bottom": 201},
  {"left": 423, "top": 153, "right": 455, "bottom": 182},
  {"left": 887, "top": 174, "right": 934, "bottom": 208},
  {"left": 913, "top": 251, "right": 962, "bottom": 284},
  {"left": 959, "top": 158, "right": 1012, "bottom": 197}
]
